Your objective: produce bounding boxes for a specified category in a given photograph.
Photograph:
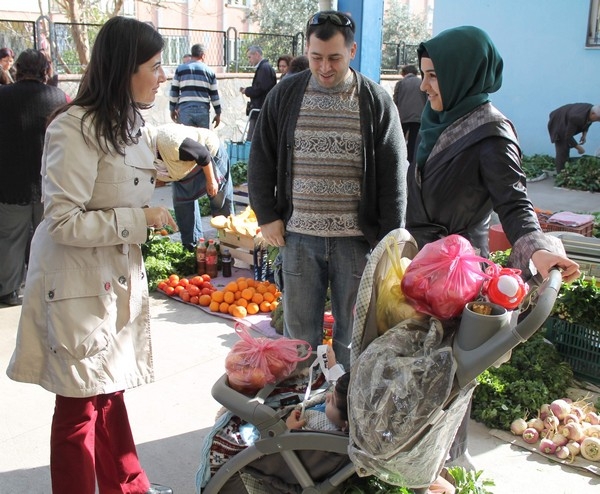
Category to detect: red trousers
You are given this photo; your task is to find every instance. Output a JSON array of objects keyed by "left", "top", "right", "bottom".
[{"left": 50, "top": 391, "right": 150, "bottom": 494}]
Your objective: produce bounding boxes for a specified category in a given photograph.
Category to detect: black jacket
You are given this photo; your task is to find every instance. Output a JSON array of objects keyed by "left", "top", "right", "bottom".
[
  {"left": 407, "top": 103, "right": 540, "bottom": 257},
  {"left": 245, "top": 59, "right": 277, "bottom": 117},
  {"left": 0, "top": 80, "right": 68, "bottom": 204}
]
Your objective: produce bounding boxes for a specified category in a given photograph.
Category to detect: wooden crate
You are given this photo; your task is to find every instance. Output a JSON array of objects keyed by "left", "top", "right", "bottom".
[{"left": 217, "top": 229, "right": 256, "bottom": 267}]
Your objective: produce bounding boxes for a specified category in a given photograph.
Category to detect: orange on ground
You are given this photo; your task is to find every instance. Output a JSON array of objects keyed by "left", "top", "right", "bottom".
[
  {"left": 225, "top": 281, "right": 239, "bottom": 293},
  {"left": 270, "top": 300, "right": 279, "bottom": 311},
  {"left": 246, "top": 278, "right": 256, "bottom": 287},
  {"left": 219, "top": 302, "right": 230, "bottom": 314},
  {"left": 209, "top": 301, "right": 220, "bottom": 312},
  {"left": 234, "top": 290, "right": 242, "bottom": 300},
  {"left": 198, "top": 294, "right": 212, "bottom": 307},
  {"left": 236, "top": 298, "right": 248, "bottom": 308},
  {"left": 241, "top": 288, "right": 254, "bottom": 301},
  {"left": 259, "top": 301, "right": 271, "bottom": 312},
  {"left": 237, "top": 280, "right": 248, "bottom": 291},
  {"left": 256, "top": 284, "right": 268, "bottom": 294},
  {"left": 267, "top": 283, "right": 277, "bottom": 294},
  {"left": 228, "top": 303, "right": 236, "bottom": 315},
  {"left": 247, "top": 302, "right": 259, "bottom": 315},
  {"left": 263, "top": 292, "right": 275, "bottom": 303},
  {"left": 232, "top": 305, "right": 248, "bottom": 318},
  {"left": 223, "top": 291, "right": 235, "bottom": 304},
  {"left": 251, "top": 293, "right": 264, "bottom": 304},
  {"left": 211, "top": 290, "right": 225, "bottom": 303}
]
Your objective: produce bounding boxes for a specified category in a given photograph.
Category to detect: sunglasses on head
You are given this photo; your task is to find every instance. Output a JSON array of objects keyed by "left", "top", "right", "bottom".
[{"left": 307, "top": 12, "right": 355, "bottom": 31}]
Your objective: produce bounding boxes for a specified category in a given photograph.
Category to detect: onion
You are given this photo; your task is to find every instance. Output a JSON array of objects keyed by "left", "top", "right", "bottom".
[
  {"left": 527, "top": 417, "right": 545, "bottom": 433},
  {"left": 555, "top": 445, "right": 570, "bottom": 460},
  {"left": 580, "top": 437, "right": 600, "bottom": 461},
  {"left": 550, "top": 399, "right": 571, "bottom": 421},
  {"left": 522, "top": 427, "right": 539, "bottom": 444},
  {"left": 552, "top": 433, "right": 568, "bottom": 447},
  {"left": 563, "top": 422, "right": 585, "bottom": 442},
  {"left": 586, "top": 412, "right": 600, "bottom": 425},
  {"left": 563, "top": 413, "right": 579, "bottom": 424},
  {"left": 567, "top": 441, "right": 581, "bottom": 457},
  {"left": 540, "top": 438, "right": 557, "bottom": 454},
  {"left": 585, "top": 425, "right": 600, "bottom": 438},
  {"left": 511, "top": 418, "right": 528, "bottom": 435},
  {"left": 571, "top": 406, "right": 586, "bottom": 421},
  {"left": 544, "top": 415, "right": 559, "bottom": 431},
  {"left": 539, "top": 403, "right": 551, "bottom": 421}
]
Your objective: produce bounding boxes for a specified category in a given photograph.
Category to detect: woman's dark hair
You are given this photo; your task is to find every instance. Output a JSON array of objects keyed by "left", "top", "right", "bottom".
[
  {"left": 64, "top": 16, "right": 164, "bottom": 155},
  {"left": 334, "top": 372, "right": 350, "bottom": 422},
  {"left": 277, "top": 54, "right": 293, "bottom": 67},
  {"left": 0, "top": 47, "right": 15, "bottom": 59},
  {"left": 288, "top": 55, "right": 309, "bottom": 74},
  {"left": 15, "top": 49, "right": 49, "bottom": 82}
]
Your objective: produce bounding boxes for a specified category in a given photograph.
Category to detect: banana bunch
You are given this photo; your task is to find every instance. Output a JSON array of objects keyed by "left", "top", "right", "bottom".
[{"left": 210, "top": 206, "right": 260, "bottom": 237}]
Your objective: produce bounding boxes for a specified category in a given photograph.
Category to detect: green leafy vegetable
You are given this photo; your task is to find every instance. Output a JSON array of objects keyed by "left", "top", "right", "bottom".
[{"left": 142, "top": 236, "right": 196, "bottom": 291}]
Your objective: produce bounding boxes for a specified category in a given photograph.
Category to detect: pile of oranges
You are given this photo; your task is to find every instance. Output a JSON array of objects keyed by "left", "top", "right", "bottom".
[
  {"left": 156, "top": 274, "right": 280, "bottom": 319},
  {"left": 209, "top": 278, "right": 280, "bottom": 319}
]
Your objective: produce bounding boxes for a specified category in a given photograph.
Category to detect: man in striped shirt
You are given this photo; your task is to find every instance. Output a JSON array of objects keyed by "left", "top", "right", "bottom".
[{"left": 170, "top": 43, "right": 222, "bottom": 129}]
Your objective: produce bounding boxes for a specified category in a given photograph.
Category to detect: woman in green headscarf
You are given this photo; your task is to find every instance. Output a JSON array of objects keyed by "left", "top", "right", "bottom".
[{"left": 406, "top": 26, "right": 580, "bottom": 469}]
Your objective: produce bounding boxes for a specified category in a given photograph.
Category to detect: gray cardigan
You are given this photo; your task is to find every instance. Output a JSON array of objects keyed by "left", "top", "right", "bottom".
[{"left": 247, "top": 69, "right": 408, "bottom": 248}]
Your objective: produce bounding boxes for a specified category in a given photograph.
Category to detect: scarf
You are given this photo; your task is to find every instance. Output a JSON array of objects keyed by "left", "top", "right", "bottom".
[{"left": 415, "top": 26, "right": 504, "bottom": 168}]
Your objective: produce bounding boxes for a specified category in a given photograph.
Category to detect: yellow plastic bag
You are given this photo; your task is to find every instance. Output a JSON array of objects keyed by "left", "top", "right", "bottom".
[{"left": 375, "top": 237, "right": 423, "bottom": 335}]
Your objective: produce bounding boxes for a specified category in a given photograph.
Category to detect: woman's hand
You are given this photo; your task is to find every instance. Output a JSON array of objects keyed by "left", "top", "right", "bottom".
[
  {"left": 531, "top": 250, "right": 581, "bottom": 283},
  {"left": 144, "top": 206, "right": 178, "bottom": 231}
]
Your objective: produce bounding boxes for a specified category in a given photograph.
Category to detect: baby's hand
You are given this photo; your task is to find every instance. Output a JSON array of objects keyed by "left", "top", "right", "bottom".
[{"left": 285, "top": 409, "right": 307, "bottom": 430}]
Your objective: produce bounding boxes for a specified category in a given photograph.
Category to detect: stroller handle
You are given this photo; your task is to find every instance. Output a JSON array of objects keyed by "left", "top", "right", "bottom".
[
  {"left": 453, "top": 268, "right": 562, "bottom": 388},
  {"left": 211, "top": 374, "right": 285, "bottom": 432}
]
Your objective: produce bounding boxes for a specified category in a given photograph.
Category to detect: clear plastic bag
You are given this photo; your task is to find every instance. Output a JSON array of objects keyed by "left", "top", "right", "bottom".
[
  {"left": 401, "top": 234, "right": 491, "bottom": 320},
  {"left": 348, "top": 317, "right": 475, "bottom": 488},
  {"left": 225, "top": 323, "right": 311, "bottom": 394}
]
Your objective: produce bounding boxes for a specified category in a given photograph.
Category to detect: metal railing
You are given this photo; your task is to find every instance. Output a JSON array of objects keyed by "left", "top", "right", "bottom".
[{"left": 0, "top": 18, "right": 412, "bottom": 76}]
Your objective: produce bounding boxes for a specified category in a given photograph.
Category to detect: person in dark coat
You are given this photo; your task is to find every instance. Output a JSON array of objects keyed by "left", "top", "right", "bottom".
[
  {"left": 393, "top": 64, "right": 427, "bottom": 165},
  {"left": 0, "top": 49, "right": 68, "bottom": 306},
  {"left": 239, "top": 45, "right": 276, "bottom": 141},
  {"left": 547, "top": 103, "right": 600, "bottom": 173},
  {"left": 409, "top": 25, "right": 580, "bottom": 472}
]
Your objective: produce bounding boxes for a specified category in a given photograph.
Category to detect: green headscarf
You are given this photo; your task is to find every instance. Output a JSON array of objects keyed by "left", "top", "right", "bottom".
[{"left": 415, "top": 26, "right": 504, "bottom": 168}]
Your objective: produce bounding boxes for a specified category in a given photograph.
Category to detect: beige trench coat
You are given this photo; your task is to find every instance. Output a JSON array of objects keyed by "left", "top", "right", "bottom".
[{"left": 7, "top": 107, "right": 157, "bottom": 398}]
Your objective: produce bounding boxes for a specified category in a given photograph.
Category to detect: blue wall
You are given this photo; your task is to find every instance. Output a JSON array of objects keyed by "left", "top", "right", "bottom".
[{"left": 433, "top": 0, "right": 600, "bottom": 155}]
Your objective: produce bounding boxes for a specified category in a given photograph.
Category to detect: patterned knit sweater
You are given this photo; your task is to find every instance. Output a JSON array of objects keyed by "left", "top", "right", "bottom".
[{"left": 287, "top": 73, "right": 363, "bottom": 237}]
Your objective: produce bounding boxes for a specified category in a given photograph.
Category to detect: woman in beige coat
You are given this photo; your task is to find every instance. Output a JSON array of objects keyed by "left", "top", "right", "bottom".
[{"left": 6, "top": 17, "right": 176, "bottom": 494}]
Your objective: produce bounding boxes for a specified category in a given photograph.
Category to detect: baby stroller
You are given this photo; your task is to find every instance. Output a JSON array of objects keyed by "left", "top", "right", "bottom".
[{"left": 197, "top": 228, "right": 562, "bottom": 493}]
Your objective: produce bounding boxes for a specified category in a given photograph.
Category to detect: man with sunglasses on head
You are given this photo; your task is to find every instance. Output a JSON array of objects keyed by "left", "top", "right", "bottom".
[{"left": 247, "top": 11, "right": 407, "bottom": 368}]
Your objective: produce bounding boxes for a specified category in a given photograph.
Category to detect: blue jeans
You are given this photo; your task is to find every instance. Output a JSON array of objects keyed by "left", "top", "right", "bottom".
[
  {"left": 280, "top": 233, "right": 370, "bottom": 368},
  {"left": 172, "top": 144, "right": 234, "bottom": 246},
  {"left": 178, "top": 103, "right": 210, "bottom": 128}
]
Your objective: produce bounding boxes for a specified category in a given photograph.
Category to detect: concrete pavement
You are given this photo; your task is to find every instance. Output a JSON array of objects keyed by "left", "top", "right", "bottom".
[{"left": 1, "top": 179, "right": 599, "bottom": 493}]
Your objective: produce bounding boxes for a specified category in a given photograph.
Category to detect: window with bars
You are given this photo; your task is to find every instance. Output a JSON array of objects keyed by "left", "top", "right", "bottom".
[
  {"left": 587, "top": 0, "right": 600, "bottom": 46},
  {"left": 226, "top": 0, "right": 252, "bottom": 8}
]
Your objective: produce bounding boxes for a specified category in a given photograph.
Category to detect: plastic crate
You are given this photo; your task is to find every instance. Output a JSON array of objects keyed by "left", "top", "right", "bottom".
[
  {"left": 544, "top": 317, "right": 600, "bottom": 384},
  {"left": 537, "top": 214, "right": 594, "bottom": 237},
  {"left": 226, "top": 140, "right": 251, "bottom": 165}
]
